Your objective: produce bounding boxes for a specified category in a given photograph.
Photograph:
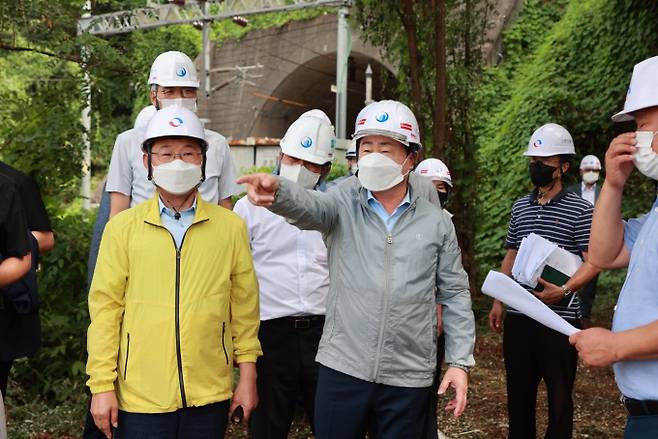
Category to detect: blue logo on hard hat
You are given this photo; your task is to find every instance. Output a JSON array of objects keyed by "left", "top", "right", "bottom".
[
  {"left": 376, "top": 112, "right": 389, "bottom": 123},
  {"left": 176, "top": 67, "right": 187, "bottom": 77},
  {"left": 533, "top": 139, "right": 543, "bottom": 148},
  {"left": 169, "top": 117, "right": 184, "bottom": 128},
  {"left": 301, "top": 137, "right": 313, "bottom": 148}
]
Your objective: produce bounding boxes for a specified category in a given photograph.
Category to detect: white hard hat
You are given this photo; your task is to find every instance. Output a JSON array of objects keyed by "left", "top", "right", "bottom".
[
  {"left": 612, "top": 56, "right": 658, "bottom": 122},
  {"left": 142, "top": 106, "right": 207, "bottom": 152},
  {"left": 524, "top": 123, "right": 575, "bottom": 157},
  {"left": 345, "top": 138, "right": 357, "bottom": 159},
  {"left": 134, "top": 105, "right": 157, "bottom": 129},
  {"left": 353, "top": 100, "right": 421, "bottom": 148},
  {"left": 580, "top": 154, "right": 601, "bottom": 170},
  {"left": 280, "top": 109, "right": 336, "bottom": 165},
  {"left": 415, "top": 158, "right": 452, "bottom": 187},
  {"left": 148, "top": 51, "right": 199, "bottom": 88}
]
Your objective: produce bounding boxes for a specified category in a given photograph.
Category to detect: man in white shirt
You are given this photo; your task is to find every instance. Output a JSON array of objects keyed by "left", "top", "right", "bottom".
[
  {"left": 568, "top": 154, "right": 601, "bottom": 325},
  {"left": 106, "top": 51, "right": 240, "bottom": 218},
  {"left": 234, "top": 110, "right": 334, "bottom": 438}
]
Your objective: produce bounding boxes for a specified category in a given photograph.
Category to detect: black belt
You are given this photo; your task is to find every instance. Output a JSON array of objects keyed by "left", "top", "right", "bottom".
[
  {"left": 622, "top": 396, "right": 658, "bottom": 416},
  {"left": 262, "top": 315, "right": 325, "bottom": 329}
]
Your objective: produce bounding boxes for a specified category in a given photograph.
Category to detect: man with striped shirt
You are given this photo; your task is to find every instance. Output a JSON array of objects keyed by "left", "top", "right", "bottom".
[{"left": 488, "top": 123, "right": 600, "bottom": 439}]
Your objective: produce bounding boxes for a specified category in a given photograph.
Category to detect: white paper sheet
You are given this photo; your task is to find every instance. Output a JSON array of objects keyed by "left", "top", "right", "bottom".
[{"left": 482, "top": 270, "right": 580, "bottom": 337}]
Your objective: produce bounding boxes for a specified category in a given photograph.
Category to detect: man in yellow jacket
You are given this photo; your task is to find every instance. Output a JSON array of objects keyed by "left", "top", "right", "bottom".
[{"left": 86, "top": 106, "right": 261, "bottom": 439}]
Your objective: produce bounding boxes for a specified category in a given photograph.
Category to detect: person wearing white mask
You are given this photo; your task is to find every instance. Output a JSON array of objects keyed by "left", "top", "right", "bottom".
[
  {"left": 233, "top": 110, "right": 333, "bottom": 438},
  {"left": 106, "top": 51, "right": 240, "bottom": 218},
  {"left": 87, "top": 106, "right": 261, "bottom": 439},
  {"left": 237, "top": 100, "right": 475, "bottom": 439},
  {"left": 567, "top": 154, "right": 602, "bottom": 326},
  {"left": 570, "top": 55, "right": 658, "bottom": 438}
]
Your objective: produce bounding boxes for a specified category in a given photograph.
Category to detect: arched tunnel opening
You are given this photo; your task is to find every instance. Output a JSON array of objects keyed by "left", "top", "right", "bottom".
[{"left": 247, "top": 52, "right": 397, "bottom": 139}]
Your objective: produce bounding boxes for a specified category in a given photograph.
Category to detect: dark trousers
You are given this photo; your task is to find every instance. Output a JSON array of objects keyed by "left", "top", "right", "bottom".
[
  {"left": 250, "top": 316, "right": 323, "bottom": 439},
  {"left": 114, "top": 400, "right": 229, "bottom": 439},
  {"left": 503, "top": 314, "right": 579, "bottom": 439},
  {"left": 315, "top": 364, "right": 432, "bottom": 439},
  {"left": 579, "top": 275, "right": 599, "bottom": 320},
  {"left": 625, "top": 414, "right": 658, "bottom": 438},
  {"left": 0, "top": 360, "right": 12, "bottom": 398},
  {"left": 422, "top": 333, "right": 445, "bottom": 439}
]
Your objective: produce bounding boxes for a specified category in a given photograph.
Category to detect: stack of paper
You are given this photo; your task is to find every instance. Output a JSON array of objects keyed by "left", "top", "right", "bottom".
[{"left": 512, "top": 233, "right": 582, "bottom": 289}]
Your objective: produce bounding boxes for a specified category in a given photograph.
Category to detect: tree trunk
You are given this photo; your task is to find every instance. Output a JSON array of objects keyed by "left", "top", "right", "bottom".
[
  {"left": 399, "top": 0, "right": 424, "bottom": 139},
  {"left": 432, "top": 0, "right": 448, "bottom": 159}
]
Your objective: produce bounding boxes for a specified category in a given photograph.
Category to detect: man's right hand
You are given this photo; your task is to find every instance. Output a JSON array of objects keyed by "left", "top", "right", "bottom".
[
  {"left": 604, "top": 132, "right": 637, "bottom": 191},
  {"left": 235, "top": 173, "right": 280, "bottom": 207},
  {"left": 91, "top": 391, "right": 119, "bottom": 438},
  {"left": 488, "top": 300, "right": 504, "bottom": 333}
]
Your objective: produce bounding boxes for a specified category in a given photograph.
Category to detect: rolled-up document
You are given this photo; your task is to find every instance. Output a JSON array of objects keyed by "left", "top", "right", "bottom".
[{"left": 482, "top": 270, "right": 580, "bottom": 336}]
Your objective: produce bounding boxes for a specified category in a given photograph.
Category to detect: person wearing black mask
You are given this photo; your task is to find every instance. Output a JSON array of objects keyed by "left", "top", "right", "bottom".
[{"left": 488, "top": 123, "right": 600, "bottom": 439}]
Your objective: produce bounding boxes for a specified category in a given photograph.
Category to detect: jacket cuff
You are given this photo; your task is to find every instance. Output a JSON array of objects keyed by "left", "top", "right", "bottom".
[
  {"left": 235, "top": 353, "right": 260, "bottom": 364},
  {"left": 89, "top": 382, "right": 116, "bottom": 395}
]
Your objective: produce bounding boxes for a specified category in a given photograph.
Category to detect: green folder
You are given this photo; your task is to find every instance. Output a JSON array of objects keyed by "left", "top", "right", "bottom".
[{"left": 535, "top": 264, "right": 574, "bottom": 307}]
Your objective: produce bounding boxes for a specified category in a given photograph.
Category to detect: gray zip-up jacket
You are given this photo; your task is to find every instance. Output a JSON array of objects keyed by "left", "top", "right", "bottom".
[{"left": 269, "top": 175, "right": 475, "bottom": 388}]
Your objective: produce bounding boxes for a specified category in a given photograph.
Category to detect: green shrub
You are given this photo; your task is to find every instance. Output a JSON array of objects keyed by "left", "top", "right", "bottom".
[{"left": 10, "top": 204, "right": 94, "bottom": 401}]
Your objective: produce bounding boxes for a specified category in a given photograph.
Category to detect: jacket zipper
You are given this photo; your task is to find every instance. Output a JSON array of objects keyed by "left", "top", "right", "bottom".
[
  {"left": 221, "top": 322, "right": 229, "bottom": 365},
  {"left": 145, "top": 216, "right": 209, "bottom": 408},
  {"left": 370, "top": 202, "right": 416, "bottom": 380},
  {"left": 123, "top": 333, "right": 130, "bottom": 381}
]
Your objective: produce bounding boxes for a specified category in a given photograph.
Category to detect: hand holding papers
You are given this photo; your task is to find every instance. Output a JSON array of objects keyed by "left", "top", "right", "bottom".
[
  {"left": 512, "top": 233, "right": 583, "bottom": 289},
  {"left": 482, "top": 271, "right": 580, "bottom": 337}
]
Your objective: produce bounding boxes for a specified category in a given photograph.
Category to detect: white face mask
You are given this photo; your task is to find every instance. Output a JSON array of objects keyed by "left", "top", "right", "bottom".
[
  {"left": 357, "top": 152, "right": 409, "bottom": 192},
  {"left": 350, "top": 163, "right": 359, "bottom": 174},
  {"left": 279, "top": 163, "right": 320, "bottom": 189},
  {"left": 634, "top": 131, "right": 658, "bottom": 180},
  {"left": 159, "top": 98, "right": 198, "bottom": 113},
  {"left": 152, "top": 159, "right": 202, "bottom": 195},
  {"left": 582, "top": 171, "right": 599, "bottom": 184}
]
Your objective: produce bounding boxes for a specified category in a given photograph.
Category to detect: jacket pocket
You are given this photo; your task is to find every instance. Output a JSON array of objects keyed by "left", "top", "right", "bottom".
[
  {"left": 124, "top": 333, "right": 131, "bottom": 381},
  {"left": 221, "top": 322, "right": 229, "bottom": 365}
]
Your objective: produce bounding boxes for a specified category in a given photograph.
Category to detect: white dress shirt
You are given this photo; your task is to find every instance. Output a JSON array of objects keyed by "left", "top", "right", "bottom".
[
  {"left": 581, "top": 181, "right": 596, "bottom": 206},
  {"left": 234, "top": 196, "right": 330, "bottom": 321}
]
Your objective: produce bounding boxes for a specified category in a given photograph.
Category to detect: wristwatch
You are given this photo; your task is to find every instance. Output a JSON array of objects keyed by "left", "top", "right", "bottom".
[
  {"left": 447, "top": 363, "right": 472, "bottom": 374},
  {"left": 561, "top": 284, "right": 574, "bottom": 297}
]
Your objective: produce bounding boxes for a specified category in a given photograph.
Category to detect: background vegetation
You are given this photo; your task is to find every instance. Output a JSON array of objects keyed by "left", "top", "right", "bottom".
[{"left": 1, "top": 0, "right": 657, "bottom": 436}]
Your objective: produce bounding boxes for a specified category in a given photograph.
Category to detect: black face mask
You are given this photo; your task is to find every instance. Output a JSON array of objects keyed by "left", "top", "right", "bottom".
[
  {"left": 529, "top": 161, "right": 557, "bottom": 187},
  {"left": 438, "top": 191, "right": 450, "bottom": 208}
]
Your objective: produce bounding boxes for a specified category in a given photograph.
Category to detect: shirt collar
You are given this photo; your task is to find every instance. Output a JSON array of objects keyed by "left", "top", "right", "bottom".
[
  {"left": 367, "top": 190, "right": 411, "bottom": 208},
  {"left": 529, "top": 188, "right": 568, "bottom": 205},
  {"left": 158, "top": 195, "right": 197, "bottom": 218}
]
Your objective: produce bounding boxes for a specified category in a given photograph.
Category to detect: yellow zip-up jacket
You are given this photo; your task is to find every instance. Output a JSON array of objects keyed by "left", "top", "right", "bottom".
[{"left": 86, "top": 195, "right": 261, "bottom": 413}]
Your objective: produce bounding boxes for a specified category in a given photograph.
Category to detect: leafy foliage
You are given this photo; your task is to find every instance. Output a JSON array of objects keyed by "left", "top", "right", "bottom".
[{"left": 474, "top": 0, "right": 658, "bottom": 279}]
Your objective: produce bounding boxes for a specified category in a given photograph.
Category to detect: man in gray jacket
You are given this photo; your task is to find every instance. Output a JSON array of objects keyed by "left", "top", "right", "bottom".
[{"left": 238, "top": 100, "right": 475, "bottom": 439}]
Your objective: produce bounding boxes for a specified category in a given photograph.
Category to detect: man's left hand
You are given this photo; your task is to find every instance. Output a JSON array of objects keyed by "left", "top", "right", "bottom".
[
  {"left": 438, "top": 367, "right": 468, "bottom": 417},
  {"left": 533, "top": 277, "right": 566, "bottom": 305},
  {"left": 229, "top": 363, "right": 258, "bottom": 423},
  {"left": 569, "top": 327, "right": 621, "bottom": 367}
]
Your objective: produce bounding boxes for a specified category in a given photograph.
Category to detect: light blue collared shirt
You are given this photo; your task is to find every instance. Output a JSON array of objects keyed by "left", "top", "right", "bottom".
[
  {"left": 158, "top": 197, "right": 196, "bottom": 249},
  {"left": 612, "top": 197, "right": 658, "bottom": 400},
  {"left": 367, "top": 190, "right": 411, "bottom": 232}
]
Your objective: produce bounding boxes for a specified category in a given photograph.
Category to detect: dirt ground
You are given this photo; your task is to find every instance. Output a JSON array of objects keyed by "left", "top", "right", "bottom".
[{"left": 10, "top": 305, "right": 626, "bottom": 439}]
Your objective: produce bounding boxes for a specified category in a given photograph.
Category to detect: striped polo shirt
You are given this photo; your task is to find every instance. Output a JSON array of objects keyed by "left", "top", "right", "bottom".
[{"left": 505, "top": 189, "right": 594, "bottom": 320}]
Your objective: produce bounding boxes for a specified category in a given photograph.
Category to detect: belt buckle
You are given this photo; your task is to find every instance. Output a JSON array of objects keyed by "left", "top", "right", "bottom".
[{"left": 294, "top": 318, "right": 310, "bottom": 329}]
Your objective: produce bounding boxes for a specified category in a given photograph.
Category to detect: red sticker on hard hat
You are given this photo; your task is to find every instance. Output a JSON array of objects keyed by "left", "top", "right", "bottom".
[
  {"left": 358, "top": 118, "right": 367, "bottom": 125},
  {"left": 400, "top": 123, "right": 413, "bottom": 131}
]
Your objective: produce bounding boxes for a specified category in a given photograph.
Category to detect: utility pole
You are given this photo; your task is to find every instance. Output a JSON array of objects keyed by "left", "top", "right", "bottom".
[
  {"left": 335, "top": 5, "right": 351, "bottom": 140},
  {"left": 364, "top": 63, "right": 373, "bottom": 105},
  {"left": 202, "top": 0, "right": 211, "bottom": 99}
]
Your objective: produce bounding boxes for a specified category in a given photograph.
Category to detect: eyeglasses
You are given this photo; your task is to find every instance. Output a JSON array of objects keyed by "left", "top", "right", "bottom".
[
  {"left": 158, "top": 87, "right": 197, "bottom": 99},
  {"left": 151, "top": 151, "right": 202, "bottom": 163}
]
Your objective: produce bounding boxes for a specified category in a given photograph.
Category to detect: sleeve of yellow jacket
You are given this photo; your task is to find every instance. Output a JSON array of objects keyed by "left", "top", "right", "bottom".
[
  {"left": 86, "top": 217, "right": 129, "bottom": 394},
  {"left": 230, "top": 220, "right": 262, "bottom": 363}
]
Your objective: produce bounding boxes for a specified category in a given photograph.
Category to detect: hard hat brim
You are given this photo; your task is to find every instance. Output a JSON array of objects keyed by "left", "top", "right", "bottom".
[
  {"left": 150, "top": 79, "right": 200, "bottom": 88},
  {"left": 142, "top": 135, "right": 208, "bottom": 152}
]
